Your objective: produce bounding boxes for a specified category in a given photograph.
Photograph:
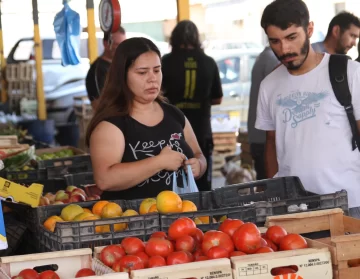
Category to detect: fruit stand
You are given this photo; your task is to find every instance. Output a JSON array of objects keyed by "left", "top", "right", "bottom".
[{"left": 0, "top": 134, "right": 353, "bottom": 279}]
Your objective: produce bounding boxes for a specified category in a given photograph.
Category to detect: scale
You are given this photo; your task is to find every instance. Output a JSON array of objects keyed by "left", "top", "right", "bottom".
[{"left": 99, "top": 0, "right": 121, "bottom": 33}]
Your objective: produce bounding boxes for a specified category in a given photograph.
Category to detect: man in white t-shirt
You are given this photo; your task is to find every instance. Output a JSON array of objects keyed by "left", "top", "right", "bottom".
[{"left": 256, "top": 0, "right": 360, "bottom": 217}]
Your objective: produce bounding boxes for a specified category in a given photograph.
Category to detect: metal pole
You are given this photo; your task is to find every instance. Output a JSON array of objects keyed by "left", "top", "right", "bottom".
[
  {"left": 176, "top": 0, "right": 190, "bottom": 22},
  {"left": 86, "top": 0, "right": 98, "bottom": 64},
  {"left": 32, "top": 0, "right": 47, "bottom": 120},
  {"left": 0, "top": 2, "right": 7, "bottom": 103}
]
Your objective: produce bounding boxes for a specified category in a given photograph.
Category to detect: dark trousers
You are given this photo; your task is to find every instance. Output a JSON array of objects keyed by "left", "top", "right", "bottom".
[
  {"left": 196, "top": 139, "right": 213, "bottom": 192},
  {"left": 250, "top": 143, "right": 266, "bottom": 180}
]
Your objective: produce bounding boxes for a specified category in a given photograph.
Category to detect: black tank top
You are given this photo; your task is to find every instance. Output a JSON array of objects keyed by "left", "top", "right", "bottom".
[{"left": 101, "top": 102, "right": 194, "bottom": 200}]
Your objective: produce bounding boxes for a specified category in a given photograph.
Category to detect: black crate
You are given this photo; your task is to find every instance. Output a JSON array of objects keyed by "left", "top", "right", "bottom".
[
  {"left": 46, "top": 162, "right": 93, "bottom": 179},
  {"left": 35, "top": 200, "right": 160, "bottom": 251},
  {"left": 0, "top": 213, "right": 27, "bottom": 256},
  {"left": 212, "top": 176, "right": 309, "bottom": 208},
  {"left": 13, "top": 178, "right": 67, "bottom": 194},
  {"left": 64, "top": 172, "right": 94, "bottom": 186},
  {"left": 38, "top": 155, "right": 91, "bottom": 169},
  {"left": 5, "top": 169, "right": 47, "bottom": 181}
]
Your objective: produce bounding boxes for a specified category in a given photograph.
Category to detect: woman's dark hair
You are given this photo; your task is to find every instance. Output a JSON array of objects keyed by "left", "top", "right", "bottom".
[
  {"left": 86, "top": 37, "right": 166, "bottom": 146},
  {"left": 261, "top": 0, "right": 310, "bottom": 33},
  {"left": 170, "top": 20, "right": 201, "bottom": 50}
]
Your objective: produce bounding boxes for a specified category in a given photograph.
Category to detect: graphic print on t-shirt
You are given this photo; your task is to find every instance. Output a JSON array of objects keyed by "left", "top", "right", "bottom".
[
  {"left": 276, "top": 91, "right": 329, "bottom": 128},
  {"left": 128, "top": 132, "right": 184, "bottom": 187}
]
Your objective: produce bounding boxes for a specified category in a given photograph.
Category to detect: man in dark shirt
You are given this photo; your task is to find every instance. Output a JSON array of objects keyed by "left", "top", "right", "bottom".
[
  {"left": 85, "top": 27, "right": 126, "bottom": 110},
  {"left": 162, "top": 20, "right": 223, "bottom": 191}
]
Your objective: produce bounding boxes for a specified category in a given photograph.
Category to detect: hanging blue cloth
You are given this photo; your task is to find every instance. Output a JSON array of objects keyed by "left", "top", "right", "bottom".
[{"left": 53, "top": 0, "right": 81, "bottom": 66}]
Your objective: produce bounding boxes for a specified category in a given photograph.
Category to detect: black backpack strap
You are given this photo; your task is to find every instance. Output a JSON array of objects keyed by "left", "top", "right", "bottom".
[{"left": 329, "top": 54, "right": 360, "bottom": 151}]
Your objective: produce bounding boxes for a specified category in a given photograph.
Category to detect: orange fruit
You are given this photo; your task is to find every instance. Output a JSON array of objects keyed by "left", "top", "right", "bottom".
[
  {"left": 219, "top": 215, "right": 227, "bottom": 223},
  {"left": 83, "top": 208, "right": 92, "bottom": 214},
  {"left": 181, "top": 200, "right": 197, "bottom": 212},
  {"left": 194, "top": 218, "right": 202, "bottom": 225},
  {"left": 148, "top": 204, "right": 158, "bottom": 213},
  {"left": 114, "top": 209, "right": 139, "bottom": 232},
  {"left": 92, "top": 201, "right": 109, "bottom": 216},
  {"left": 43, "top": 216, "right": 64, "bottom": 232},
  {"left": 197, "top": 216, "right": 216, "bottom": 224},
  {"left": 156, "top": 191, "right": 182, "bottom": 214},
  {"left": 73, "top": 212, "right": 94, "bottom": 221},
  {"left": 83, "top": 215, "right": 102, "bottom": 233},
  {"left": 101, "top": 202, "right": 123, "bottom": 218},
  {"left": 139, "top": 198, "right": 157, "bottom": 215}
]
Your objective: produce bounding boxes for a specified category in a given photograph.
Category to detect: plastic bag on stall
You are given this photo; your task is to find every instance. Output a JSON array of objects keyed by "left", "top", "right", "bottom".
[
  {"left": 172, "top": 163, "right": 199, "bottom": 194},
  {"left": 53, "top": 1, "right": 81, "bottom": 66}
]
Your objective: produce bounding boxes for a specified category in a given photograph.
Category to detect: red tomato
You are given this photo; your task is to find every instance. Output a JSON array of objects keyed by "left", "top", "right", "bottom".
[
  {"left": 229, "top": 251, "right": 247, "bottom": 257},
  {"left": 168, "top": 217, "right": 197, "bottom": 240},
  {"left": 184, "top": 251, "right": 194, "bottom": 262},
  {"left": 112, "top": 255, "right": 144, "bottom": 273},
  {"left": 39, "top": 271, "right": 60, "bottom": 279},
  {"left": 206, "top": 246, "right": 229, "bottom": 259},
  {"left": 148, "top": 256, "right": 167, "bottom": 268},
  {"left": 175, "top": 235, "right": 195, "bottom": 253},
  {"left": 166, "top": 251, "right": 191, "bottom": 265},
  {"left": 255, "top": 247, "right": 274, "bottom": 253},
  {"left": 195, "top": 256, "right": 208, "bottom": 262},
  {"left": 100, "top": 245, "right": 126, "bottom": 267},
  {"left": 202, "top": 230, "right": 234, "bottom": 254},
  {"left": 121, "top": 237, "right": 145, "bottom": 255},
  {"left": 19, "top": 270, "right": 39, "bottom": 279},
  {"left": 150, "top": 231, "right": 167, "bottom": 239},
  {"left": 279, "top": 234, "right": 308, "bottom": 251},
  {"left": 74, "top": 269, "right": 95, "bottom": 278},
  {"left": 262, "top": 237, "right": 278, "bottom": 251},
  {"left": 271, "top": 267, "right": 297, "bottom": 275},
  {"left": 193, "top": 249, "right": 204, "bottom": 259},
  {"left": 219, "top": 219, "right": 244, "bottom": 237},
  {"left": 219, "top": 218, "right": 233, "bottom": 230},
  {"left": 145, "top": 238, "right": 174, "bottom": 257},
  {"left": 134, "top": 251, "right": 149, "bottom": 268},
  {"left": 260, "top": 238, "right": 268, "bottom": 247},
  {"left": 232, "top": 223, "right": 261, "bottom": 254},
  {"left": 266, "top": 226, "right": 288, "bottom": 245},
  {"left": 190, "top": 228, "right": 204, "bottom": 248}
]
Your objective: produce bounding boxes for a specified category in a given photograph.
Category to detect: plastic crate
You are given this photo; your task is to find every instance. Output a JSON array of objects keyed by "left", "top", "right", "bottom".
[
  {"left": 5, "top": 169, "right": 46, "bottom": 181},
  {"left": 64, "top": 172, "right": 94, "bottom": 186},
  {"left": 212, "top": 176, "right": 309, "bottom": 208},
  {"left": 0, "top": 214, "right": 27, "bottom": 256},
  {"left": 13, "top": 178, "right": 67, "bottom": 194},
  {"left": 46, "top": 162, "right": 93, "bottom": 179},
  {"left": 38, "top": 154, "right": 91, "bottom": 169},
  {"left": 35, "top": 200, "right": 159, "bottom": 251}
]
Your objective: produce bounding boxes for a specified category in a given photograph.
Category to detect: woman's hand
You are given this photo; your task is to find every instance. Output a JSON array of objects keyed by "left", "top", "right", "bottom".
[
  {"left": 158, "top": 146, "right": 186, "bottom": 171},
  {"left": 184, "top": 158, "right": 201, "bottom": 178}
]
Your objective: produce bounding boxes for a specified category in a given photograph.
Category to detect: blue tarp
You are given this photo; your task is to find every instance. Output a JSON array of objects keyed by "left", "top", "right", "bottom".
[{"left": 53, "top": 2, "right": 81, "bottom": 66}]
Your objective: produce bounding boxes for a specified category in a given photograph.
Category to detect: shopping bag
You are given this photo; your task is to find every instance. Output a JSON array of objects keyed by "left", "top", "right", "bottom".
[{"left": 172, "top": 162, "right": 199, "bottom": 194}]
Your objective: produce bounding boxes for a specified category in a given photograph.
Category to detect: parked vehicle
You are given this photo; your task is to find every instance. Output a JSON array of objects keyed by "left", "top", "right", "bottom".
[{"left": 6, "top": 32, "right": 169, "bottom": 125}]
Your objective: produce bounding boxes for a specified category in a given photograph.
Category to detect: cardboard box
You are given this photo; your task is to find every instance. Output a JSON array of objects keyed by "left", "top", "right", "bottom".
[{"left": 0, "top": 177, "right": 43, "bottom": 207}]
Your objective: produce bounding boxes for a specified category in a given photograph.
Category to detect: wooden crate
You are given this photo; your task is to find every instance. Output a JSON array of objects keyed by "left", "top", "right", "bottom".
[
  {"left": 0, "top": 248, "right": 126, "bottom": 279},
  {"left": 266, "top": 209, "right": 360, "bottom": 279},
  {"left": 213, "top": 132, "right": 237, "bottom": 153},
  {"left": 132, "top": 258, "right": 232, "bottom": 279},
  {"left": 231, "top": 247, "right": 332, "bottom": 279},
  {"left": 0, "top": 136, "right": 18, "bottom": 148}
]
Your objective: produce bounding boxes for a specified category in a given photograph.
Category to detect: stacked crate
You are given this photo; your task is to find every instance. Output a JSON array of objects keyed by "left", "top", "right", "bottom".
[{"left": 212, "top": 132, "right": 237, "bottom": 177}]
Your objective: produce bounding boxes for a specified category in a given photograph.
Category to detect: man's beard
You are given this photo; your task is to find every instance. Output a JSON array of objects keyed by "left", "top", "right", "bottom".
[{"left": 274, "top": 36, "right": 310, "bottom": 70}]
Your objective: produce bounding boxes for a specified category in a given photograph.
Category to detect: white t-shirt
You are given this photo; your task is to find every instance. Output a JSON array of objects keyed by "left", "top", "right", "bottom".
[{"left": 255, "top": 53, "right": 360, "bottom": 208}]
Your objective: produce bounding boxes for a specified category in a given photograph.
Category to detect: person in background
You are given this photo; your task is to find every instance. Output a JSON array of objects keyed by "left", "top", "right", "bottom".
[
  {"left": 86, "top": 37, "right": 207, "bottom": 200},
  {"left": 85, "top": 27, "right": 126, "bottom": 111},
  {"left": 356, "top": 39, "right": 360, "bottom": 62},
  {"left": 247, "top": 46, "right": 279, "bottom": 180},
  {"left": 162, "top": 20, "right": 223, "bottom": 192},
  {"left": 256, "top": 0, "right": 360, "bottom": 217},
  {"left": 312, "top": 12, "right": 360, "bottom": 54}
]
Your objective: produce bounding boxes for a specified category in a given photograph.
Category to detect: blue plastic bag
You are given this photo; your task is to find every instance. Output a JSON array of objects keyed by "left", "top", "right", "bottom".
[
  {"left": 53, "top": 2, "right": 81, "bottom": 66},
  {"left": 172, "top": 161, "right": 199, "bottom": 194}
]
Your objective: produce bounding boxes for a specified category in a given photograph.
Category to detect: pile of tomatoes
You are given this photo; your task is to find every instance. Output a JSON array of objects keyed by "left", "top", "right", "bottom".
[
  {"left": 11, "top": 268, "right": 95, "bottom": 279},
  {"left": 99, "top": 217, "right": 308, "bottom": 274}
]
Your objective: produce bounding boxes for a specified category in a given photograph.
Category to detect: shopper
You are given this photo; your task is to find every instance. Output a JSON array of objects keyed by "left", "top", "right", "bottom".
[
  {"left": 256, "top": 0, "right": 360, "bottom": 216},
  {"left": 162, "top": 20, "right": 223, "bottom": 191},
  {"left": 86, "top": 37, "right": 207, "bottom": 200}
]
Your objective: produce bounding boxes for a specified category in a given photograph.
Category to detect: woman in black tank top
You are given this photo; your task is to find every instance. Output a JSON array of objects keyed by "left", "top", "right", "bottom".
[{"left": 86, "top": 38, "right": 207, "bottom": 200}]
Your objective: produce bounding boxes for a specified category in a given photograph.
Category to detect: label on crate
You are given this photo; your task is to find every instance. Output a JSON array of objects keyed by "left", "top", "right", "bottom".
[
  {"left": 145, "top": 270, "right": 232, "bottom": 279},
  {"left": 233, "top": 250, "right": 332, "bottom": 279}
]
